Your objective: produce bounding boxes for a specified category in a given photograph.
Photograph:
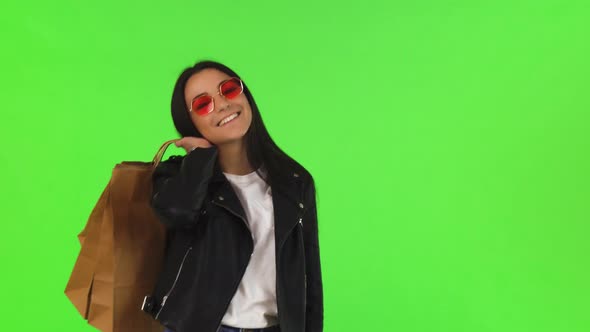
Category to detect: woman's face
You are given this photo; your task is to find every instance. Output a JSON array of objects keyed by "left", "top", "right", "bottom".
[{"left": 184, "top": 68, "right": 253, "bottom": 145}]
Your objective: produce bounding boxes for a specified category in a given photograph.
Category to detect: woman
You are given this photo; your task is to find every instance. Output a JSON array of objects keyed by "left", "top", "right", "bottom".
[{"left": 141, "top": 60, "right": 323, "bottom": 332}]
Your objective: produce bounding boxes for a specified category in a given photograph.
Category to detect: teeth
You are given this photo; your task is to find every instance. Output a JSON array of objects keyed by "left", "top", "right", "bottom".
[{"left": 219, "top": 112, "right": 239, "bottom": 126}]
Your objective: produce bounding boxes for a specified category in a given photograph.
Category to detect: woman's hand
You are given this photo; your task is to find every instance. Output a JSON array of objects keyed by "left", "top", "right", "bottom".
[{"left": 174, "top": 137, "right": 213, "bottom": 153}]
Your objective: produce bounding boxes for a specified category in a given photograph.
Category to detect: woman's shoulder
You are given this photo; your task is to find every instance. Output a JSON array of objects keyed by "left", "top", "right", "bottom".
[
  {"left": 153, "top": 154, "right": 185, "bottom": 177},
  {"left": 163, "top": 154, "right": 185, "bottom": 164},
  {"left": 295, "top": 166, "right": 318, "bottom": 206},
  {"left": 297, "top": 167, "right": 314, "bottom": 184},
  {"left": 281, "top": 158, "right": 313, "bottom": 183},
  {"left": 288, "top": 162, "right": 316, "bottom": 196}
]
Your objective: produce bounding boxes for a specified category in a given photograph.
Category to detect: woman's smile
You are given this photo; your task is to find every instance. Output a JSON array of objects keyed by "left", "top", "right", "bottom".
[{"left": 217, "top": 111, "right": 241, "bottom": 127}]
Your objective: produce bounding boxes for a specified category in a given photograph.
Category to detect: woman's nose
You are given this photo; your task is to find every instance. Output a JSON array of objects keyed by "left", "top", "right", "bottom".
[{"left": 213, "top": 93, "right": 230, "bottom": 112}]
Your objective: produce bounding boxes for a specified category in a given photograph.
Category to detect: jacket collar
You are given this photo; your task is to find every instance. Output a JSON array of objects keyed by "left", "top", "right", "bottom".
[
  {"left": 209, "top": 159, "right": 302, "bottom": 203},
  {"left": 208, "top": 160, "right": 306, "bottom": 249}
]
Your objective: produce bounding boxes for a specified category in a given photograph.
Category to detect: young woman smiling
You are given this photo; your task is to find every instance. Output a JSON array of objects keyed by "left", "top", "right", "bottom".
[{"left": 141, "top": 60, "right": 323, "bottom": 332}]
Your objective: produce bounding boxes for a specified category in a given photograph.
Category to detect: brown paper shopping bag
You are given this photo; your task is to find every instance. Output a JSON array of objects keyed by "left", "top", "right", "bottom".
[
  {"left": 65, "top": 139, "right": 179, "bottom": 332},
  {"left": 64, "top": 185, "right": 110, "bottom": 318}
]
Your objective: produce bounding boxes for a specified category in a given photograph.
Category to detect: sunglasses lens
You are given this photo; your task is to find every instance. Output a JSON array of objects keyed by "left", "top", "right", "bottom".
[
  {"left": 192, "top": 95, "right": 213, "bottom": 115},
  {"left": 220, "top": 78, "right": 243, "bottom": 99}
]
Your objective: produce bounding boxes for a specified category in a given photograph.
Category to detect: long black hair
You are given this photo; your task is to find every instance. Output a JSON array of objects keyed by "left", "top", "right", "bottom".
[{"left": 170, "top": 60, "right": 309, "bottom": 189}]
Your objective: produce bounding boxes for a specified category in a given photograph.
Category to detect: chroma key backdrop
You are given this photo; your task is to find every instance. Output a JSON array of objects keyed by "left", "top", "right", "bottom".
[{"left": 1, "top": 0, "right": 588, "bottom": 331}]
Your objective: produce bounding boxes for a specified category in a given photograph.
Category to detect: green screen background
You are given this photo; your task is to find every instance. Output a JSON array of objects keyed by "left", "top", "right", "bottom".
[{"left": 1, "top": 0, "right": 589, "bottom": 331}]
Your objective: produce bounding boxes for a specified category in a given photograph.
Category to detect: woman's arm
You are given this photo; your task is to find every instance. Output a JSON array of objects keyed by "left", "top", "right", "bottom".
[
  {"left": 150, "top": 146, "right": 218, "bottom": 229},
  {"left": 302, "top": 177, "right": 324, "bottom": 332}
]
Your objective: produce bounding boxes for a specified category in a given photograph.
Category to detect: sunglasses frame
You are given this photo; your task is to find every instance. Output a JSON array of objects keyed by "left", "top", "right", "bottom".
[{"left": 188, "top": 77, "right": 244, "bottom": 116}]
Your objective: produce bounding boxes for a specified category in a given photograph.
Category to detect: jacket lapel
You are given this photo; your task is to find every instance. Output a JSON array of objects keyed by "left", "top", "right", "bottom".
[{"left": 208, "top": 161, "right": 305, "bottom": 251}]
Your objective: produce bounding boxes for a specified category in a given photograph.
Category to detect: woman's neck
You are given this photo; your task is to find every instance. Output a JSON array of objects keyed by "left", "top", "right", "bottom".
[{"left": 217, "top": 140, "right": 255, "bottom": 175}]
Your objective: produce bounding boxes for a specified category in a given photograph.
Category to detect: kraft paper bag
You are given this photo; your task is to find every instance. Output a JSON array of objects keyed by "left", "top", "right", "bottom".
[
  {"left": 64, "top": 185, "right": 109, "bottom": 318},
  {"left": 65, "top": 139, "right": 178, "bottom": 332}
]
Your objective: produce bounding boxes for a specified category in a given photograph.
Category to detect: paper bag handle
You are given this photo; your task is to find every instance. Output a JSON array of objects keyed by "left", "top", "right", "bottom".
[{"left": 152, "top": 139, "right": 180, "bottom": 169}]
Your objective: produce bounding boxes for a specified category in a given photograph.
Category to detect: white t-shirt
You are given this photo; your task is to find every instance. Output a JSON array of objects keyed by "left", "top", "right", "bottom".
[{"left": 220, "top": 168, "right": 278, "bottom": 328}]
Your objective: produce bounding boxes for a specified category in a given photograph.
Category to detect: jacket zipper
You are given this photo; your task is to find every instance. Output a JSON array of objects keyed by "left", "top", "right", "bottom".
[
  {"left": 299, "top": 217, "right": 307, "bottom": 316},
  {"left": 155, "top": 246, "right": 193, "bottom": 320},
  {"left": 275, "top": 215, "right": 307, "bottom": 328},
  {"left": 211, "top": 200, "right": 254, "bottom": 331}
]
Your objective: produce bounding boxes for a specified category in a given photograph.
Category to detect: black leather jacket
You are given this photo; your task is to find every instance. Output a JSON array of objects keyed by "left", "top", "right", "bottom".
[{"left": 141, "top": 146, "right": 323, "bottom": 332}]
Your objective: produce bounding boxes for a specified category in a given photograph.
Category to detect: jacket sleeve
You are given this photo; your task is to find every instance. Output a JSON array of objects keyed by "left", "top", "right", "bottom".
[
  {"left": 150, "top": 146, "right": 218, "bottom": 229},
  {"left": 303, "top": 177, "right": 324, "bottom": 332}
]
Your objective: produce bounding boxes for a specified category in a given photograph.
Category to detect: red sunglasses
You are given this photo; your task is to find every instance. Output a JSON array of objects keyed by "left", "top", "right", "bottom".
[{"left": 189, "top": 77, "right": 244, "bottom": 116}]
